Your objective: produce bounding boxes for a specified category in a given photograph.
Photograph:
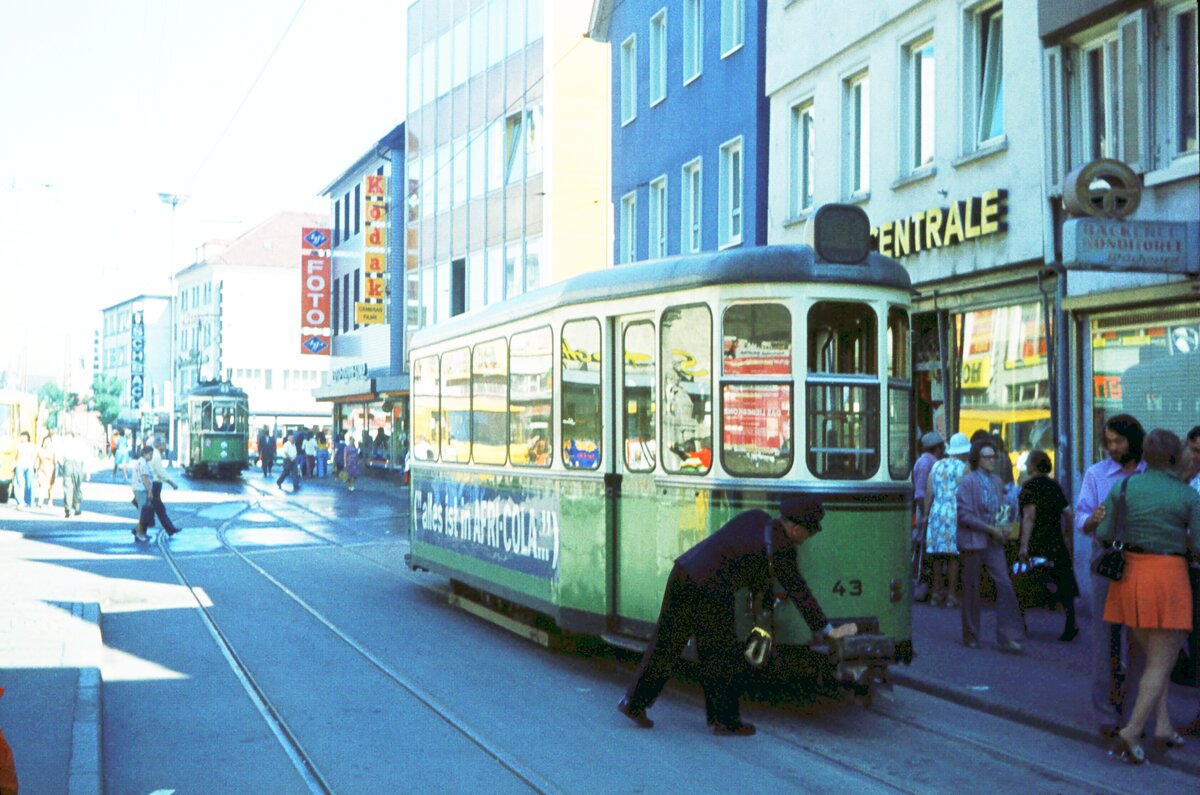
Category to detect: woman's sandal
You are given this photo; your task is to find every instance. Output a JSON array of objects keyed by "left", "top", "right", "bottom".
[
  {"left": 1110, "top": 733, "right": 1146, "bottom": 765},
  {"left": 1152, "top": 731, "right": 1185, "bottom": 755}
]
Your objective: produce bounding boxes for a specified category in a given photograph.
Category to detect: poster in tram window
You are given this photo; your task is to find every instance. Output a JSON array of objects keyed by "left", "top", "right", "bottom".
[
  {"left": 722, "top": 338, "right": 791, "bottom": 375},
  {"left": 722, "top": 383, "right": 792, "bottom": 475}
]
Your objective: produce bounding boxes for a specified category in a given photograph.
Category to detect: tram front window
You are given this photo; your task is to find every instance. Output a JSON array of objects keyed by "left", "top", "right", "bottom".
[
  {"left": 807, "top": 301, "right": 880, "bottom": 479},
  {"left": 721, "top": 303, "right": 792, "bottom": 477}
]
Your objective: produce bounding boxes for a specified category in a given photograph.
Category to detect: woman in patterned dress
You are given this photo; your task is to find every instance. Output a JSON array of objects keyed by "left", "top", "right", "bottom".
[{"left": 923, "top": 432, "right": 971, "bottom": 607}]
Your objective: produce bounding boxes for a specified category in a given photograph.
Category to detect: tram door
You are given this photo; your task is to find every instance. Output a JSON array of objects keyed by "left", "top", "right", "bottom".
[{"left": 611, "top": 314, "right": 661, "bottom": 634}]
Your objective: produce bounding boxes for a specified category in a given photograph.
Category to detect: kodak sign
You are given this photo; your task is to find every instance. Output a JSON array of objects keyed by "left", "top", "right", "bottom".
[{"left": 361, "top": 174, "right": 388, "bottom": 325}]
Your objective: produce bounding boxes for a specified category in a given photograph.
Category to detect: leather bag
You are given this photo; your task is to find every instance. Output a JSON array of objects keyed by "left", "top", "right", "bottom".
[
  {"left": 745, "top": 523, "right": 780, "bottom": 670},
  {"left": 1093, "top": 478, "right": 1129, "bottom": 582}
]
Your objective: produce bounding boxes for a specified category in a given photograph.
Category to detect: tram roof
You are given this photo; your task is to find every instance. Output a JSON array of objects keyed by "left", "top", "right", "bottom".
[
  {"left": 185, "top": 381, "right": 248, "bottom": 400},
  {"left": 413, "top": 245, "right": 911, "bottom": 349}
]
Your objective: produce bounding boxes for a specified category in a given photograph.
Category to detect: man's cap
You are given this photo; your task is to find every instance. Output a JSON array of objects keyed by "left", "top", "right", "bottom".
[
  {"left": 780, "top": 496, "right": 824, "bottom": 527},
  {"left": 920, "top": 431, "right": 945, "bottom": 451}
]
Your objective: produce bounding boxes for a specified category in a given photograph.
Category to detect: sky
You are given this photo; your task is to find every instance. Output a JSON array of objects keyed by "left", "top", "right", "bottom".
[{"left": 0, "top": 0, "right": 408, "bottom": 384}]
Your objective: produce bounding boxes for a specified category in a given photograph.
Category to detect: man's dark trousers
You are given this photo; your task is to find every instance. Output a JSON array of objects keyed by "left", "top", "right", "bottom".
[
  {"left": 276, "top": 459, "right": 299, "bottom": 491},
  {"left": 261, "top": 454, "right": 274, "bottom": 477},
  {"left": 625, "top": 563, "right": 744, "bottom": 726},
  {"left": 151, "top": 482, "right": 179, "bottom": 534}
]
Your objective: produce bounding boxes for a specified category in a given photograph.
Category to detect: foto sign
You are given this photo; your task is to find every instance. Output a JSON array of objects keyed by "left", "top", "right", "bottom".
[
  {"left": 300, "top": 227, "right": 332, "bottom": 356},
  {"left": 1063, "top": 219, "right": 1199, "bottom": 275}
]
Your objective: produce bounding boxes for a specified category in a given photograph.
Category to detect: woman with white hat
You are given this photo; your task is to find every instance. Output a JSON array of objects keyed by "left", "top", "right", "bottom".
[{"left": 923, "top": 432, "right": 972, "bottom": 607}]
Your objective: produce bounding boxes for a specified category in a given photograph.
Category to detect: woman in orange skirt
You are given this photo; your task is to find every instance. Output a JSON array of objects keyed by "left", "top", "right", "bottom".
[{"left": 1097, "top": 429, "right": 1200, "bottom": 764}]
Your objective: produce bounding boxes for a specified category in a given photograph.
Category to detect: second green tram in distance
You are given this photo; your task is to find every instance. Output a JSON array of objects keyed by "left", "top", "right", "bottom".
[
  {"left": 408, "top": 205, "right": 915, "bottom": 692},
  {"left": 177, "top": 380, "right": 250, "bottom": 479}
]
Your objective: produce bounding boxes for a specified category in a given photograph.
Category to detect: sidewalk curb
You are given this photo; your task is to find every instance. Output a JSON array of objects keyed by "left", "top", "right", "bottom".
[
  {"left": 890, "top": 668, "right": 1200, "bottom": 778},
  {"left": 69, "top": 603, "right": 103, "bottom": 795}
]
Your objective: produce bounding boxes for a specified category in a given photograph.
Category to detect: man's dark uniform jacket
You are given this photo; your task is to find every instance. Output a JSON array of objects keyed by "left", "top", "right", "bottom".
[{"left": 675, "top": 508, "right": 828, "bottom": 633}]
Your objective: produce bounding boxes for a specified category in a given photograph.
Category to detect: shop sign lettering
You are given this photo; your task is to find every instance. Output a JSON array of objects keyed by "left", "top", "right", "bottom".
[
  {"left": 414, "top": 480, "right": 560, "bottom": 580},
  {"left": 871, "top": 189, "right": 1008, "bottom": 259}
]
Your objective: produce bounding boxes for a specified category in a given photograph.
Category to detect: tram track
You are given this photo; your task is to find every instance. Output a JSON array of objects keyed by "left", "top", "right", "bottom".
[
  {"left": 159, "top": 495, "right": 564, "bottom": 795},
  {"left": 219, "top": 481, "right": 1149, "bottom": 793}
]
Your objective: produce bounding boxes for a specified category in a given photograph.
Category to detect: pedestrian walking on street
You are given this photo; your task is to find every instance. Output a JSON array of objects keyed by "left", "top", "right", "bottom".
[
  {"left": 130, "top": 444, "right": 155, "bottom": 542},
  {"left": 924, "top": 432, "right": 970, "bottom": 607},
  {"left": 343, "top": 433, "right": 360, "bottom": 491},
  {"left": 258, "top": 427, "right": 275, "bottom": 477},
  {"left": 1077, "top": 414, "right": 1146, "bottom": 733},
  {"left": 315, "top": 431, "right": 329, "bottom": 478},
  {"left": 112, "top": 429, "right": 129, "bottom": 476},
  {"left": 1097, "top": 429, "right": 1200, "bottom": 764},
  {"left": 303, "top": 432, "right": 318, "bottom": 478},
  {"left": 1017, "top": 450, "right": 1079, "bottom": 641},
  {"left": 12, "top": 431, "right": 35, "bottom": 509},
  {"left": 957, "top": 437, "right": 1024, "bottom": 654},
  {"left": 618, "top": 497, "right": 858, "bottom": 735},
  {"left": 333, "top": 433, "right": 346, "bottom": 478},
  {"left": 912, "top": 431, "right": 945, "bottom": 601},
  {"left": 292, "top": 430, "right": 307, "bottom": 481},
  {"left": 34, "top": 431, "right": 57, "bottom": 510},
  {"left": 59, "top": 432, "right": 87, "bottom": 517},
  {"left": 149, "top": 436, "right": 183, "bottom": 537},
  {"left": 276, "top": 435, "right": 300, "bottom": 492}
]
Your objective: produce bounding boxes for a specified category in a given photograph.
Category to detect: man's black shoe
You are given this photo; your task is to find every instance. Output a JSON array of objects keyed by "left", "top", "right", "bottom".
[
  {"left": 712, "top": 721, "right": 756, "bottom": 736},
  {"left": 617, "top": 697, "right": 653, "bottom": 728}
]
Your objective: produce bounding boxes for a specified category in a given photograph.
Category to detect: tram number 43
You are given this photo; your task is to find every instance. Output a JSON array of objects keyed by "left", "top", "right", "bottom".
[{"left": 832, "top": 579, "right": 863, "bottom": 597}]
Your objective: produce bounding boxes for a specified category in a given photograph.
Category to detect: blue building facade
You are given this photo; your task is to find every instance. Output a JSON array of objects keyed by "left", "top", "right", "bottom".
[{"left": 590, "top": 0, "right": 768, "bottom": 263}]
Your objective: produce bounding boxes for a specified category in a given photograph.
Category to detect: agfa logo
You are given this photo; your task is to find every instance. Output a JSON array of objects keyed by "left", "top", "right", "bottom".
[
  {"left": 303, "top": 337, "right": 328, "bottom": 354},
  {"left": 304, "top": 229, "right": 329, "bottom": 248}
]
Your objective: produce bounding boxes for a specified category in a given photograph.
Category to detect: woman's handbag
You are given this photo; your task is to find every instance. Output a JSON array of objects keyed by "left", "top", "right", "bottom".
[{"left": 1093, "top": 478, "right": 1130, "bottom": 582}]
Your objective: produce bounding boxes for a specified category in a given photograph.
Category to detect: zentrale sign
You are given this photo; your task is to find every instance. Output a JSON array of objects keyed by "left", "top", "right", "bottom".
[{"left": 871, "top": 189, "right": 1008, "bottom": 259}]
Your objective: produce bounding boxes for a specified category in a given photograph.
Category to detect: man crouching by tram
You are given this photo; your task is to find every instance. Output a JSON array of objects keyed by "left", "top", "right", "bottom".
[{"left": 619, "top": 497, "right": 858, "bottom": 735}]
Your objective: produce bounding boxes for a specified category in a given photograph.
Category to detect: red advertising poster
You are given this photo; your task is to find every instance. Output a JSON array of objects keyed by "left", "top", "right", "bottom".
[{"left": 300, "top": 227, "right": 331, "bottom": 356}]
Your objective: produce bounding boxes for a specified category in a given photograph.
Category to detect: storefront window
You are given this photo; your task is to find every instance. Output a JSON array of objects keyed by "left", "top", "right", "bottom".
[
  {"left": 662, "top": 304, "right": 712, "bottom": 474},
  {"left": 1089, "top": 305, "right": 1200, "bottom": 463},
  {"left": 956, "top": 303, "right": 1051, "bottom": 478}
]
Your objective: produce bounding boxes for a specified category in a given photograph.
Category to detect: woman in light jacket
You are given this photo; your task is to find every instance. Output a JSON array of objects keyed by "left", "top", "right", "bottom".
[
  {"left": 343, "top": 433, "right": 361, "bottom": 492},
  {"left": 956, "top": 437, "right": 1024, "bottom": 654},
  {"left": 1097, "top": 428, "right": 1200, "bottom": 764}
]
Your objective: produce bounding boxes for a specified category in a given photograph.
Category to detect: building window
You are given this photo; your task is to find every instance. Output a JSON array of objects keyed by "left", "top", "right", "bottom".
[
  {"left": 333, "top": 198, "right": 341, "bottom": 244},
  {"left": 902, "top": 34, "right": 935, "bottom": 172},
  {"left": 1168, "top": 3, "right": 1198, "bottom": 157},
  {"left": 620, "top": 191, "right": 638, "bottom": 264},
  {"left": 844, "top": 70, "right": 870, "bottom": 196},
  {"left": 965, "top": 3, "right": 1004, "bottom": 150},
  {"left": 718, "top": 136, "right": 743, "bottom": 248},
  {"left": 683, "top": 0, "right": 703, "bottom": 83},
  {"left": 504, "top": 111, "right": 526, "bottom": 184},
  {"left": 649, "top": 10, "right": 667, "bottom": 106},
  {"left": 720, "top": 0, "right": 743, "bottom": 57},
  {"left": 1081, "top": 33, "right": 1119, "bottom": 161},
  {"left": 681, "top": 157, "right": 702, "bottom": 253},
  {"left": 790, "top": 100, "right": 815, "bottom": 215},
  {"left": 621, "top": 34, "right": 637, "bottom": 125},
  {"left": 649, "top": 175, "right": 667, "bottom": 259},
  {"left": 343, "top": 192, "right": 351, "bottom": 242}
]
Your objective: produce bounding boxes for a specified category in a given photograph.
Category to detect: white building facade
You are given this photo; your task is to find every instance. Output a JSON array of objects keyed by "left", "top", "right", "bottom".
[
  {"left": 767, "top": 0, "right": 1052, "bottom": 477},
  {"left": 173, "top": 212, "right": 332, "bottom": 436},
  {"left": 100, "top": 295, "right": 173, "bottom": 431}
]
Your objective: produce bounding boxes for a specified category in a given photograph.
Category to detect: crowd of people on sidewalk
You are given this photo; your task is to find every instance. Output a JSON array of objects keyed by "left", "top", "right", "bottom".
[
  {"left": 259, "top": 426, "right": 363, "bottom": 495},
  {"left": 913, "top": 417, "right": 1200, "bottom": 766},
  {"left": 5, "top": 429, "right": 92, "bottom": 517}
]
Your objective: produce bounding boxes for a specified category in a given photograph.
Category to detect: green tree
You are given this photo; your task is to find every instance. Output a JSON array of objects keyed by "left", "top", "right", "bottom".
[{"left": 90, "top": 373, "right": 124, "bottom": 430}]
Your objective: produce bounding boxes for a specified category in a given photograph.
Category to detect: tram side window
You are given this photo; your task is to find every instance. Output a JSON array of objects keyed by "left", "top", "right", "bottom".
[
  {"left": 412, "top": 354, "right": 440, "bottom": 462},
  {"left": 887, "top": 307, "right": 912, "bottom": 479},
  {"left": 807, "top": 301, "right": 880, "bottom": 479},
  {"left": 623, "top": 321, "right": 657, "bottom": 471},
  {"left": 662, "top": 304, "right": 712, "bottom": 474},
  {"left": 510, "top": 327, "right": 552, "bottom": 467},
  {"left": 441, "top": 348, "right": 472, "bottom": 464},
  {"left": 472, "top": 338, "right": 508, "bottom": 465},
  {"left": 561, "top": 319, "right": 602, "bottom": 469},
  {"left": 721, "top": 303, "right": 792, "bottom": 477},
  {"left": 201, "top": 403, "right": 214, "bottom": 431}
]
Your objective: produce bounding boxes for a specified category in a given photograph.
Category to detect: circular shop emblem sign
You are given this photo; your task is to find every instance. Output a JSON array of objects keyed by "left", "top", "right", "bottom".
[{"left": 1063, "top": 159, "right": 1141, "bottom": 219}]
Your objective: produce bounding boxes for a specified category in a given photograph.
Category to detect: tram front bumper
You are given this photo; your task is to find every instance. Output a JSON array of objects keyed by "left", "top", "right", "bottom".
[{"left": 826, "top": 633, "right": 896, "bottom": 686}]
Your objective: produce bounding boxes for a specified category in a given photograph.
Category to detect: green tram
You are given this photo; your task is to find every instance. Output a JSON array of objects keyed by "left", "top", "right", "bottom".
[
  {"left": 177, "top": 380, "right": 250, "bottom": 479},
  {"left": 408, "top": 205, "right": 915, "bottom": 690}
]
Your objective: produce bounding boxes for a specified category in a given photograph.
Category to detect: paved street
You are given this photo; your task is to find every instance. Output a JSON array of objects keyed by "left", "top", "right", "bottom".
[{"left": 2, "top": 464, "right": 1198, "bottom": 794}]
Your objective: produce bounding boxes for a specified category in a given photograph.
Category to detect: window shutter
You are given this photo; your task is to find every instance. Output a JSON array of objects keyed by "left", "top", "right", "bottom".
[
  {"left": 1043, "top": 46, "right": 1067, "bottom": 195},
  {"left": 1118, "top": 9, "right": 1149, "bottom": 172}
]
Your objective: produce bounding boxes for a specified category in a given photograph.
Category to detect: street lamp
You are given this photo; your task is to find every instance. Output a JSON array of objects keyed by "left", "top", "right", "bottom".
[{"left": 159, "top": 192, "right": 187, "bottom": 461}]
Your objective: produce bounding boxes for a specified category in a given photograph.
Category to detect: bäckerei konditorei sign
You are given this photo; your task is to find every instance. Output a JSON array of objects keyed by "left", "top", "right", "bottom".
[{"left": 870, "top": 189, "right": 1008, "bottom": 259}]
